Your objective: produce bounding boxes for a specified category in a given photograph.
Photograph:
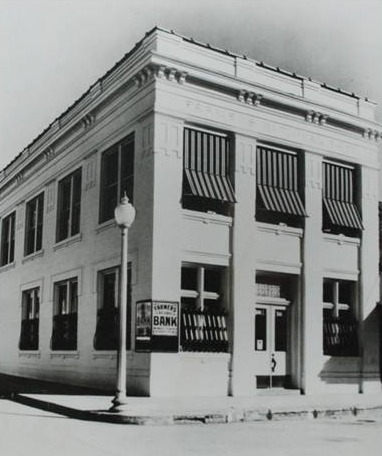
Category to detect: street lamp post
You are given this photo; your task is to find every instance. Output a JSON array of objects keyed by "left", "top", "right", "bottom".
[{"left": 110, "top": 193, "right": 136, "bottom": 412}]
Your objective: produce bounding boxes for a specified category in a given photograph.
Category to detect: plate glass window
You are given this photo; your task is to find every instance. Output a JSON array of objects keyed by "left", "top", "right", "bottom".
[{"left": 180, "top": 264, "right": 228, "bottom": 352}]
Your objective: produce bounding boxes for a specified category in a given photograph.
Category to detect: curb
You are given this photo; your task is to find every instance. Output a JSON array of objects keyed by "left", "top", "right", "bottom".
[{"left": 9, "top": 393, "right": 382, "bottom": 426}]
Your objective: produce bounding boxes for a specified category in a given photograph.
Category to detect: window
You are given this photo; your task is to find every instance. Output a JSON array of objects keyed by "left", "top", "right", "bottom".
[
  {"left": 1, "top": 212, "right": 16, "bottom": 266},
  {"left": 322, "top": 161, "right": 362, "bottom": 234},
  {"left": 19, "top": 288, "right": 40, "bottom": 350},
  {"left": 94, "top": 265, "right": 132, "bottom": 350},
  {"left": 25, "top": 193, "right": 44, "bottom": 255},
  {"left": 99, "top": 135, "right": 135, "bottom": 223},
  {"left": 323, "top": 279, "right": 359, "bottom": 357},
  {"left": 51, "top": 278, "right": 78, "bottom": 350},
  {"left": 256, "top": 145, "right": 305, "bottom": 226},
  {"left": 182, "top": 127, "right": 235, "bottom": 214},
  {"left": 180, "top": 264, "right": 228, "bottom": 352},
  {"left": 56, "top": 169, "right": 82, "bottom": 242}
]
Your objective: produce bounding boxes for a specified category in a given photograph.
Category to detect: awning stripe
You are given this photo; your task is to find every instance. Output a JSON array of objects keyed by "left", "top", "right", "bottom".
[
  {"left": 258, "top": 185, "right": 306, "bottom": 216},
  {"left": 184, "top": 169, "right": 236, "bottom": 202},
  {"left": 323, "top": 198, "right": 363, "bottom": 229}
]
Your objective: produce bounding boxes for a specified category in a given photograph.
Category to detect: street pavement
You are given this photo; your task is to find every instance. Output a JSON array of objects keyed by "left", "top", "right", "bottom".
[{"left": 0, "top": 399, "right": 381, "bottom": 456}]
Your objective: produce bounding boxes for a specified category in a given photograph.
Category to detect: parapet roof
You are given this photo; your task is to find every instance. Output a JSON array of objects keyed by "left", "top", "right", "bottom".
[{"left": 1, "top": 26, "right": 378, "bottom": 177}]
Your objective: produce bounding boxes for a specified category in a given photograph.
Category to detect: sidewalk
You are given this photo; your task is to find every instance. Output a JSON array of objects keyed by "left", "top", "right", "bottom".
[
  {"left": 2, "top": 373, "right": 382, "bottom": 425},
  {"left": 10, "top": 390, "right": 382, "bottom": 425}
]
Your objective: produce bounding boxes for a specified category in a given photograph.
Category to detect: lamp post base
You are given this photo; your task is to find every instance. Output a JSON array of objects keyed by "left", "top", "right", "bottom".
[{"left": 109, "top": 394, "right": 128, "bottom": 412}]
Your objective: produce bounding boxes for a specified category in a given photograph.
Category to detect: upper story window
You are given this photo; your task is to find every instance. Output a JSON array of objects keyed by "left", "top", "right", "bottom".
[
  {"left": 25, "top": 193, "right": 44, "bottom": 256},
  {"left": 51, "top": 277, "right": 78, "bottom": 351},
  {"left": 93, "top": 264, "right": 132, "bottom": 351},
  {"left": 256, "top": 145, "right": 305, "bottom": 226},
  {"left": 19, "top": 287, "right": 40, "bottom": 351},
  {"left": 322, "top": 160, "right": 362, "bottom": 235},
  {"left": 323, "top": 279, "right": 358, "bottom": 357},
  {"left": 56, "top": 168, "right": 82, "bottom": 242},
  {"left": 182, "top": 127, "right": 235, "bottom": 215},
  {"left": 1, "top": 212, "right": 16, "bottom": 266},
  {"left": 99, "top": 134, "right": 135, "bottom": 224}
]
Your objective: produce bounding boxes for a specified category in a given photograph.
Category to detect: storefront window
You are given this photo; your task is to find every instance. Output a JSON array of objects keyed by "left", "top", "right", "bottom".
[{"left": 180, "top": 264, "right": 228, "bottom": 352}]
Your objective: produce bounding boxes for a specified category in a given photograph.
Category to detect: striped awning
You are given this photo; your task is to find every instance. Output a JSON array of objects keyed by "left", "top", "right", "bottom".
[
  {"left": 323, "top": 161, "right": 363, "bottom": 230},
  {"left": 183, "top": 128, "right": 236, "bottom": 203},
  {"left": 256, "top": 146, "right": 306, "bottom": 216},
  {"left": 184, "top": 169, "right": 235, "bottom": 202},
  {"left": 258, "top": 185, "right": 306, "bottom": 216},
  {"left": 323, "top": 198, "right": 363, "bottom": 230}
]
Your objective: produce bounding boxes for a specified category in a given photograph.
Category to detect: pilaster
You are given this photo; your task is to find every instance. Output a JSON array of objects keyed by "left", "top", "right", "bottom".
[
  {"left": 230, "top": 133, "right": 257, "bottom": 396},
  {"left": 301, "top": 152, "right": 324, "bottom": 393}
]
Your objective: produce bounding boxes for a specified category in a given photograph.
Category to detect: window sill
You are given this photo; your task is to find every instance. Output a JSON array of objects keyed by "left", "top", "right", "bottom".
[
  {"left": 53, "top": 233, "right": 82, "bottom": 251},
  {"left": 22, "top": 249, "right": 44, "bottom": 264},
  {"left": 256, "top": 222, "right": 303, "bottom": 238},
  {"left": 0, "top": 261, "right": 16, "bottom": 274},
  {"left": 179, "top": 351, "right": 230, "bottom": 359},
  {"left": 50, "top": 351, "right": 80, "bottom": 359},
  {"left": 322, "top": 233, "right": 361, "bottom": 247},
  {"left": 182, "top": 209, "right": 233, "bottom": 226},
  {"left": 96, "top": 219, "right": 116, "bottom": 235},
  {"left": 19, "top": 351, "right": 41, "bottom": 359},
  {"left": 92, "top": 350, "right": 133, "bottom": 360}
]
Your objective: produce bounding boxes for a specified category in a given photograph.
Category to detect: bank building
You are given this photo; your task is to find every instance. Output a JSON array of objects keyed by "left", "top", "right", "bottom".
[{"left": 0, "top": 27, "right": 381, "bottom": 397}]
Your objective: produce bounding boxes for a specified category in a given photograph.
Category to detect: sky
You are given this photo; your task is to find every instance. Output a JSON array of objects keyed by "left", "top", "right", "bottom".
[{"left": 1, "top": 0, "right": 381, "bottom": 171}]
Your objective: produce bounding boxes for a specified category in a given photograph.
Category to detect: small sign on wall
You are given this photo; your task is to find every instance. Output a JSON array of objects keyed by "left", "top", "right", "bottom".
[
  {"left": 135, "top": 300, "right": 179, "bottom": 352},
  {"left": 135, "top": 301, "right": 152, "bottom": 352}
]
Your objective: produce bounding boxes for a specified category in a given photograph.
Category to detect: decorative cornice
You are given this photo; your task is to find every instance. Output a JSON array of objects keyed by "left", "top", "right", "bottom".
[
  {"left": 305, "top": 110, "right": 329, "bottom": 125},
  {"left": 363, "top": 128, "right": 381, "bottom": 142},
  {"left": 238, "top": 90, "right": 262, "bottom": 106}
]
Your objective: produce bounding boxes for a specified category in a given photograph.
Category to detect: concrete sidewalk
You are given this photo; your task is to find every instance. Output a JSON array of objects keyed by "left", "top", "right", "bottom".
[{"left": 11, "top": 390, "right": 382, "bottom": 425}]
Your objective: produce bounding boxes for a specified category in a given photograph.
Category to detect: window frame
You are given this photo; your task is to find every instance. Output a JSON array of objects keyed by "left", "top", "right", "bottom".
[
  {"left": 322, "top": 160, "right": 362, "bottom": 234},
  {"left": 94, "top": 264, "right": 132, "bottom": 351},
  {"left": 99, "top": 134, "right": 135, "bottom": 224},
  {"left": 180, "top": 264, "right": 228, "bottom": 352},
  {"left": 182, "top": 126, "right": 235, "bottom": 215},
  {"left": 1, "top": 211, "right": 16, "bottom": 266},
  {"left": 256, "top": 144, "right": 305, "bottom": 225},
  {"left": 51, "top": 277, "right": 78, "bottom": 351},
  {"left": 25, "top": 192, "right": 44, "bottom": 256},
  {"left": 56, "top": 168, "right": 82, "bottom": 243},
  {"left": 322, "top": 279, "right": 359, "bottom": 357},
  {"left": 19, "top": 287, "right": 40, "bottom": 351}
]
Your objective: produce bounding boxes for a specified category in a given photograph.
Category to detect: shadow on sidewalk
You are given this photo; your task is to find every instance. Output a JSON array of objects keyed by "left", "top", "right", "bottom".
[{"left": 0, "top": 373, "right": 111, "bottom": 397}]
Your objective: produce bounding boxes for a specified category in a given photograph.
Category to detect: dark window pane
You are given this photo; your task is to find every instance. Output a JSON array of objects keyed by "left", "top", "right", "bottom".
[
  {"left": 204, "top": 269, "right": 222, "bottom": 293},
  {"left": 275, "top": 308, "right": 287, "bottom": 352},
  {"left": 255, "top": 308, "right": 267, "bottom": 351},
  {"left": 181, "top": 267, "right": 197, "bottom": 291}
]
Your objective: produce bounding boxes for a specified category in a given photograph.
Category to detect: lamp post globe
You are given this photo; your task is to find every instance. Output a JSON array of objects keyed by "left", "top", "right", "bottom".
[
  {"left": 111, "top": 193, "right": 135, "bottom": 412},
  {"left": 114, "top": 193, "right": 136, "bottom": 228}
]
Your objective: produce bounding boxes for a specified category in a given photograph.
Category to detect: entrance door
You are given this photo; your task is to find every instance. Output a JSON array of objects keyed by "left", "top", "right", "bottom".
[{"left": 254, "top": 304, "right": 289, "bottom": 389}]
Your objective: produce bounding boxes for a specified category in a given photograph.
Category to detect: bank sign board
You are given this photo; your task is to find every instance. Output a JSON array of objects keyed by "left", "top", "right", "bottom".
[{"left": 135, "top": 300, "right": 179, "bottom": 352}]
